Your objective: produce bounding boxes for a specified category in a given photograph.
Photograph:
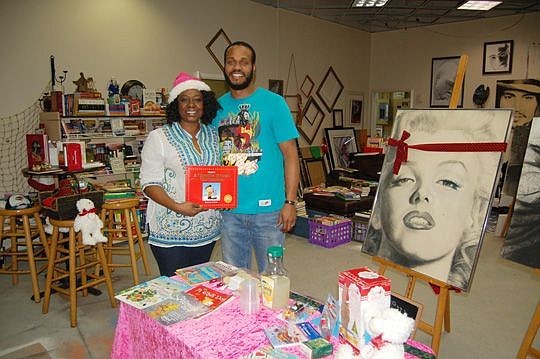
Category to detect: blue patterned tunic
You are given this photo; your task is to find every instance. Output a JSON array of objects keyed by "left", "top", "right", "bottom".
[{"left": 140, "top": 122, "right": 221, "bottom": 247}]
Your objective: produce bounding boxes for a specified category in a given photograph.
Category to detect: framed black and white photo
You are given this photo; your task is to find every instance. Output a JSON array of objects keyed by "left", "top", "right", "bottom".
[
  {"left": 316, "top": 66, "right": 344, "bottom": 112},
  {"left": 269, "top": 79, "right": 284, "bottom": 96},
  {"left": 361, "top": 109, "right": 512, "bottom": 291},
  {"left": 298, "top": 97, "right": 325, "bottom": 145},
  {"left": 483, "top": 40, "right": 513, "bottom": 75},
  {"left": 345, "top": 93, "right": 364, "bottom": 129},
  {"left": 430, "top": 56, "right": 463, "bottom": 108},
  {"left": 325, "top": 127, "right": 358, "bottom": 170},
  {"left": 332, "top": 109, "right": 343, "bottom": 127},
  {"left": 206, "top": 29, "right": 232, "bottom": 72}
]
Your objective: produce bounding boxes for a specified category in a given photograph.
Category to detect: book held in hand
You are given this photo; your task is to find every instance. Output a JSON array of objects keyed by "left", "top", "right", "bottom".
[{"left": 185, "top": 165, "right": 238, "bottom": 209}]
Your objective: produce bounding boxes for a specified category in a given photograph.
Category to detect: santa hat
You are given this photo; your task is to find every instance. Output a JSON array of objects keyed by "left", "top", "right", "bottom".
[{"left": 168, "top": 72, "right": 211, "bottom": 102}]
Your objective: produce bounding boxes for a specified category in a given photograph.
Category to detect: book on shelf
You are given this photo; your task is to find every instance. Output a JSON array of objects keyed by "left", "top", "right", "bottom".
[
  {"left": 263, "top": 324, "right": 309, "bottom": 348},
  {"left": 185, "top": 284, "right": 232, "bottom": 311},
  {"left": 143, "top": 295, "right": 210, "bottom": 326},
  {"left": 115, "top": 276, "right": 192, "bottom": 310},
  {"left": 185, "top": 165, "right": 238, "bottom": 209}
]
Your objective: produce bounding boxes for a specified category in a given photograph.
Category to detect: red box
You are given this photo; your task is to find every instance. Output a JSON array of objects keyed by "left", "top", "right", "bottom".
[
  {"left": 63, "top": 142, "right": 83, "bottom": 171},
  {"left": 338, "top": 267, "right": 390, "bottom": 351}
]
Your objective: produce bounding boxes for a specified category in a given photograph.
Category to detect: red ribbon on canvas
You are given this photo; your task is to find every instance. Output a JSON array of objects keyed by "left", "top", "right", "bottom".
[{"left": 387, "top": 130, "right": 508, "bottom": 175}]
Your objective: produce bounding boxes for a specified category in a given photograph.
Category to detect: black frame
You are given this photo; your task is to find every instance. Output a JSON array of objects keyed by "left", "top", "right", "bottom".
[{"left": 483, "top": 40, "right": 513, "bottom": 75}]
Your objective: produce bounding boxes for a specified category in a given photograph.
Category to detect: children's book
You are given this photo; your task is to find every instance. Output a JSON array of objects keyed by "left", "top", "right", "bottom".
[
  {"left": 263, "top": 324, "right": 308, "bottom": 348},
  {"left": 26, "top": 134, "right": 49, "bottom": 169},
  {"left": 175, "top": 262, "right": 223, "bottom": 285},
  {"left": 143, "top": 295, "right": 210, "bottom": 326},
  {"left": 185, "top": 284, "right": 233, "bottom": 310},
  {"left": 115, "top": 282, "right": 166, "bottom": 309},
  {"left": 241, "top": 345, "right": 300, "bottom": 359},
  {"left": 115, "top": 276, "right": 193, "bottom": 310},
  {"left": 185, "top": 165, "right": 238, "bottom": 209}
]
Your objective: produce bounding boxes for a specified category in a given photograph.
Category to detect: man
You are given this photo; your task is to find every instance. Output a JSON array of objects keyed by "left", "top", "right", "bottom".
[
  {"left": 212, "top": 41, "right": 300, "bottom": 272},
  {"left": 496, "top": 79, "right": 540, "bottom": 196}
]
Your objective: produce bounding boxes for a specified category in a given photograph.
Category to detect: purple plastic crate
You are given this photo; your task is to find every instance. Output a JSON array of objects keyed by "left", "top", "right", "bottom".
[{"left": 308, "top": 219, "right": 352, "bottom": 248}]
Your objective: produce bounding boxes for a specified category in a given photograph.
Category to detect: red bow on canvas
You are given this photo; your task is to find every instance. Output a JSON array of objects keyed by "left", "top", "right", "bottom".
[{"left": 387, "top": 130, "right": 508, "bottom": 175}]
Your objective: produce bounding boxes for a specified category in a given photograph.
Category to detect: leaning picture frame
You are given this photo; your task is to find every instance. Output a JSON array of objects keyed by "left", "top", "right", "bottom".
[
  {"left": 316, "top": 66, "right": 344, "bottom": 112},
  {"left": 325, "top": 127, "right": 358, "bottom": 170},
  {"left": 483, "top": 40, "right": 513, "bottom": 75},
  {"left": 430, "top": 56, "right": 463, "bottom": 108},
  {"left": 303, "top": 158, "right": 328, "bottom": 187}
]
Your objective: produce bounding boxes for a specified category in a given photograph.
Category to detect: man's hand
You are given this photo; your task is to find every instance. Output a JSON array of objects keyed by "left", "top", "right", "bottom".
[{"left": 278, "top": 204, "right": 297, "bottom": 233}]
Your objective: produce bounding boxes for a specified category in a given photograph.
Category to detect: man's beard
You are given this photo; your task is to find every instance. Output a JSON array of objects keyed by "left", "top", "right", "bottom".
[{"left": 225, "top": 70, "right": 254, "bottom": 91}]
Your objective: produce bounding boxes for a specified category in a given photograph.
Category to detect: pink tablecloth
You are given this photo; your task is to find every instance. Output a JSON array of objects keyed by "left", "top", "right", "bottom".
[{"left": 111, "top": 295, "right": 434, "bottom": 359}]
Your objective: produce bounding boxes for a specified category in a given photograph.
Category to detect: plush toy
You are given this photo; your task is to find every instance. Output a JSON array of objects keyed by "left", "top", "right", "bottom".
[
  {"left": 336, "top": 307, "right": 415, "bottom": 359},
  {"left": 359, "top": 307, "right": 415, "bottom": 359},
  {"left": 73, "top": 198, "right": 107, "bottom": 245}
]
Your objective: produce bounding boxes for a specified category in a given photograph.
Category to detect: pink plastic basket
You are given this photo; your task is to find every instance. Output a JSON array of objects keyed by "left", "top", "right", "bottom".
[{"left": 308, "top": 219, "right": 352, "bottom": 248}]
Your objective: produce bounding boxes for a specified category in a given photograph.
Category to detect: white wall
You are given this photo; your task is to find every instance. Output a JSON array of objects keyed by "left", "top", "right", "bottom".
[
  {"left": 370, "top": 13, "right": 540, "bottom": 112},
  {"left": 0, "top": 0, "right": 370, "bottom": 147}
]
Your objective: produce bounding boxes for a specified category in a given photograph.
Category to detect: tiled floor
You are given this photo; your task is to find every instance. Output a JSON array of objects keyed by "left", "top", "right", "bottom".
[{"left": 0, "top": 231, "right": 538, "bottom": 358}]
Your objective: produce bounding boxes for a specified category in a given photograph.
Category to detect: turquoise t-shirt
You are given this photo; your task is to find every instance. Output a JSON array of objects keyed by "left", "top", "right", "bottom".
[{"left": 212, "top": 88, "right": 299, "bottom": 214}]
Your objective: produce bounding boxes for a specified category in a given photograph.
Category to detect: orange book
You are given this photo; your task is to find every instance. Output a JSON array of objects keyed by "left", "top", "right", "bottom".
[
  {"left": 185, "top": 165, "right": 238, "bottom": 209},
  {"left": 185, "top": 285, "right": 232, "bottom": 310}
]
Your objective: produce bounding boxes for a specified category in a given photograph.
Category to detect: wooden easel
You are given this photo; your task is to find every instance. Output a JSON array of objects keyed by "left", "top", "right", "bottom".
[
  {"left": 371, "top": 55, "right": 469, "bottom": 355},
  {"left": 516, "top": 269, "right": 540, "bottom": 359},
  {"left": 374, "top": 257, "right": 451, "bottom": 354}
]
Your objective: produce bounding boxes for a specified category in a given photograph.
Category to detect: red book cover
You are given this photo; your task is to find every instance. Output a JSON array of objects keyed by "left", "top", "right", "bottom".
[
  {"left": 26, "top": 134, "right": 49, "bottom": 169},
  {"left": 185, "top": 285, "right": 232, "bottom": 310},
  {"left": 63, "top": 142, "right": 83, "bottom": 171},
  {"left": 185, "top": 166, "right": 238, "bottom": 209}
]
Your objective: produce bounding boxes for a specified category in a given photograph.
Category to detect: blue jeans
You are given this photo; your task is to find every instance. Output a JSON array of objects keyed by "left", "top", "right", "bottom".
[{"left": 221, "top": 211, "right": 285, "bottom": 273}]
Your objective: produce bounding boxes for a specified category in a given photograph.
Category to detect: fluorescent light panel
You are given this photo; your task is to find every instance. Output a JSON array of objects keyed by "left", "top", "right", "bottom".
[
  {"left": 457, "top": 1, "right": 502, "bottom": 10},
  {"left": 352, "top": 0, "right": 389, "bottom": 7}
]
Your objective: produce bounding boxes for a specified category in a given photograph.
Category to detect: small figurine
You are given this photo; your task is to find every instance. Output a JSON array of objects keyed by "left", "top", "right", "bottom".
[{"left": 73, "top": 72, "right": 97, "bottom": 93}]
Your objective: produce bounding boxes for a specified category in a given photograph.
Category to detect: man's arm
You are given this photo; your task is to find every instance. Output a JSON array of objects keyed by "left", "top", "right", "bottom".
[{"left": 277, "top": 139, "right": 300, "bottom": 232}]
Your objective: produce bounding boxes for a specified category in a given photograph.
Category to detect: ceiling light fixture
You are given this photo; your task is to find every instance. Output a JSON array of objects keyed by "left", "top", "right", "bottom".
[
  {"left": 352, "top": 0, "right": 389, "bottom": 7},
  {"left": 457, "top": 1, "right": 502, "bottom": 11}
]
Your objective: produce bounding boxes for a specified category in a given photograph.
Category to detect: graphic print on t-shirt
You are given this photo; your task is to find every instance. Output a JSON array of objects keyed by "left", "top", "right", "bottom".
[{"left": 217, "top": 104, "right": 263, "bottom": 175}]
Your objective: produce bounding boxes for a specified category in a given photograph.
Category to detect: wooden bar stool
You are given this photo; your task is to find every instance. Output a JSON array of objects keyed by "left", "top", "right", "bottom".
[
  {"left": 0, "top": 205, "right": 49, "bottom": 303},
  {"left": 42, "top": 218, "right": 116, "bottom": 327},
  {"left": 100, "top": 199, "right": 150, "bottom": 285}
]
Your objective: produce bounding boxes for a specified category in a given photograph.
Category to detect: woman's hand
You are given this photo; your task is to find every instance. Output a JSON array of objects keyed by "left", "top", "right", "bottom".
[{"left": 175, "top": 201, "right": 207, "bottom": 217}]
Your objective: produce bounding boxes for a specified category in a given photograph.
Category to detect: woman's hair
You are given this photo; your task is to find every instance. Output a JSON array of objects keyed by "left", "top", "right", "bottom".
[
  {"left": 165, "top": 90, "right": 221, "bottom": 126},
  {"left": 376, "top": 110, "right": 505, "bottom": 289}
]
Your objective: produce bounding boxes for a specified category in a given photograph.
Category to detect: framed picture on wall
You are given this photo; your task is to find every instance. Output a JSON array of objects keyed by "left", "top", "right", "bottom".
[
  {"left": 483, "top": 40, "right": 513, "bottom": 75},
  {"left": 298, "top": 97, "right": 325, "bottom": 145},
  {"left": 333, "top": 109, "right": 344, "bottom": 127},
  {"left": 269, "top": 79, "right": 284, "bottom": 95},
  {"left": 316, "top": 66, "right": 344, "bottom": 112},
  {"left": 430, "top": 56, "right": 463, "bottom": 108},
  {"left": 206, "top": 29, "right": 232, "bottom": 72},
  {"left": 325, "top": 127, "right": 358, "bottom": 170},
  {"left": 345, "top": 93, "right": 364, "bottom": 129},
  {"left": 301, "top": 75, "right": 315, "bottom": 98}
]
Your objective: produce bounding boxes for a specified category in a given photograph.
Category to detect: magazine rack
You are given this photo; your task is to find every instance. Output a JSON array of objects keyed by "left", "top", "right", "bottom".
[{"left": 373, "top": 256, "right": 451, "bottom": 355}]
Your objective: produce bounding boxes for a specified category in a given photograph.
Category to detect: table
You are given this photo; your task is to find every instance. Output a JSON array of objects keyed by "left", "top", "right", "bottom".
[{"left": 111, "top": 283, "right": 435, "bottom": 359}]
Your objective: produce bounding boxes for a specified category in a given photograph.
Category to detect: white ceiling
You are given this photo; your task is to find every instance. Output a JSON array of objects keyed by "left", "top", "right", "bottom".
[{"left": 249, "top": 0, "right": 540, "bottom": 32}]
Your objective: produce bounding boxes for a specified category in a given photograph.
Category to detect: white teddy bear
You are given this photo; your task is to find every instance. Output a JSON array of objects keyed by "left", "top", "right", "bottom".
[
  {"left": 335, "top": 307, "right": 415, "bottom": 359},
  {"left": 73, "top": 198, "right": 107, "bottom": 245}
]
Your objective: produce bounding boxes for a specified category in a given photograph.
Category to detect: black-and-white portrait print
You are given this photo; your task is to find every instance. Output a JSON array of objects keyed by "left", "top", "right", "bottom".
[
  {"left": 362, "top": 109, "right": 512, "bottom": 291},
  {"left": 501, "top": 118, "right": 540, "bottom": 269}
]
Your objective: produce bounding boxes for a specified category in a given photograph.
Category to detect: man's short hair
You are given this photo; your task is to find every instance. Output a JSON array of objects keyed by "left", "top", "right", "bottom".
[{"left": 224, "top": 41, "right": 256, "bottom": 64}]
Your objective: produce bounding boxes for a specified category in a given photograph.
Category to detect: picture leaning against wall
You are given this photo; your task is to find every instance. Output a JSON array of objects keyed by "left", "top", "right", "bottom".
[
  {"left": 361, "top": 109, "right": 512, "bottom": 291},
  {"left": 501, "top": 118, "right": 540, "bottom": 269}
]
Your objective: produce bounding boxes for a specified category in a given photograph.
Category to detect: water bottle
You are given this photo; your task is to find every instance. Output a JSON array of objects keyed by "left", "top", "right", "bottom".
[{"left": 261, "top": 246, "right": 290, "bottom": 310}]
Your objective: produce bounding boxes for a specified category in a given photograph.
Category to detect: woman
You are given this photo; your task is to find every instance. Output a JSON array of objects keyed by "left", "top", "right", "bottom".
[
  {"left": 363, "top": 110, "right": 510, "bottom": 290},
  {"left": 140, "top": 72, "right": 221, "bottom": 276}
]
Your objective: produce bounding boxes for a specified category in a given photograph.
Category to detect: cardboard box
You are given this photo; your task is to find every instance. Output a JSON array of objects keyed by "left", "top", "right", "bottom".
[{"left": 338, "top": 267, "right": 390, "bottom": 351}]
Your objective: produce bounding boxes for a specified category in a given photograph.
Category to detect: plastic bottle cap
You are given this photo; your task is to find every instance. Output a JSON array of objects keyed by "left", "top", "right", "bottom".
[{"left": 267, "top": 246, "right": 283, "bottom": 257}]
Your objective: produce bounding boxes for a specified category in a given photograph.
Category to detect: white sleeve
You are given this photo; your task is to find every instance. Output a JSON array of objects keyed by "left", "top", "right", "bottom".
[{"left": 140, "top": 130, "right": 165, "bottom": 191}]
